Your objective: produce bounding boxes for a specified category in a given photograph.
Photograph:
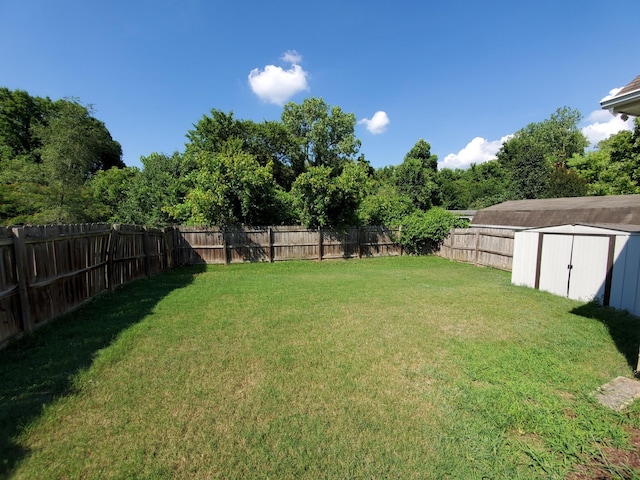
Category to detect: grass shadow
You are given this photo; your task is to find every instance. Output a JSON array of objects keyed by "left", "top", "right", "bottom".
[
  {"left": 0, "top": 265, "right": 206, "bottom": 478},
  {"left": 571, "top": 302, "right": 640, "bottom": 373}
]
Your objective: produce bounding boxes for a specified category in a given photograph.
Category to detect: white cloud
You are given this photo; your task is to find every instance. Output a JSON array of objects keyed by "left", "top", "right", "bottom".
[
  {"left": 281, "top": 50, "right": 302, "bottom": 64},
  {"left": 440, "top": 135, "right": 512, "bottom": 170},
  {"left": 248, "top": 51, "right": 309, "bottom": 105},
  {"left": 600, "top": 86, "right": 623, "bottom": 103},
  {"left": 581, "top": 109, "right": 634, "bottom": 146},
  {"left": 358, "top": 111, "right": 390, "bottom": 134}
]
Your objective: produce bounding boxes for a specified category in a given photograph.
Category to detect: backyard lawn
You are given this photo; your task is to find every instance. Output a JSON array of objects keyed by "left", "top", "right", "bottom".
[{"left": 1, "top": 256, "right": 639, "bottom": 479}]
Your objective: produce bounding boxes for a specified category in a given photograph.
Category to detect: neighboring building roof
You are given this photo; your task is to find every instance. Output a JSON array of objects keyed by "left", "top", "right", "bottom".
[
  {"left": 600, "top": 75, "right": 640, "bottom": 118},
  {"left": 447, "top": 210, "right": 476, "bottom": 221},
  {"left": 471, "top": 195, "right": 640, "bottom": 228}
]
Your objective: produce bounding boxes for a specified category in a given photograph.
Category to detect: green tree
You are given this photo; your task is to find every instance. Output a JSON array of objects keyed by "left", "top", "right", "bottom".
[
  {"left": 88, "top": 166, "right": 140, "bottom": 222},
  {"left": 116, "top": 151, "right": 191, "bottom": 227},
  {"left": 465, "top": 161, "right": 509, "bottom": 208},
  {"left": 32, "top": 100, "right": 123, "bottom": 222},
  {"left": 0, "top": 89, "right": 123, "bottom": 224},
  {"left": 165, "top": 140, "right": 277, "bottom": 227},
  {"left": 404, "top": 138, "right": 438, "bottom": 171},
  {"left": 0, "top": 87, "right": 51, "bottom": 161},
  {"left": 281, "top": 97, "right": 361, "bottom": 176},
  {"left": 357, "top": 184, "right": 414, "bottom": 226},
  {"left": 290, "top": 160, "right": 370, "bottom": 228},
  {"left": 438, "top": 161, "right": 509, "bottom": 210},
  {"left": 497, "top": 107, "right": 588, "bottom": 199},
  {"left": 568, "top": 117, "right": 640, "bottom": 195},
  {"left": 499, "top": 142, "right": 551, "bottom": 199},
  {"left": 185, "top": 109, "right": 245, "bottom": 154},
  {"left": 0, "top": 155, "right": 48, "bottom": 225},
  {"left": 186, "top": 110, "right": 296, "bottom": 189},
  {"left": 547, "top": 166, "right": 588, "bottom": 198},
  {"left": 532, "top": 106, "right": 588, "bottom": 168},
  {"left": 393, "top": 140, "right": 440, "bottom": 210}
]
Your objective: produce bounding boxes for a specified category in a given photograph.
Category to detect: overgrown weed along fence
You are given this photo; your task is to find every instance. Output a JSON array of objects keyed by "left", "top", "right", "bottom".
[{"left": 0, "top": 224, "right": 400, "bottom": 347}]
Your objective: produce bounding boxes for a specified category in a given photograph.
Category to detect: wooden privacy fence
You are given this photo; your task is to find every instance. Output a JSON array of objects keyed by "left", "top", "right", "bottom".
[
  {"left": 174, "top": 225, "right": 401, "bottom": 264},
  {"left": 0, "top": 224, "right": 175, "bottom": 347},
  {"left": 0, "top": 224, "right": 400, "bottom": 346},
  {"left": 436, "top": 227, "right": 521, "bottom": 271}
]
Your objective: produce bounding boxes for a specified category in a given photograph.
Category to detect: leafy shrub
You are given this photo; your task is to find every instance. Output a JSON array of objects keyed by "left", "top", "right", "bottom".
[
  {"left": 290, "top": 162, "right": 369, "bottom": 228},
  {"left": 398, "top": 207, "right": 468, "bottom": 255},
  {"left": 357, "top": 187, "right": 415, "bottom": 226}
]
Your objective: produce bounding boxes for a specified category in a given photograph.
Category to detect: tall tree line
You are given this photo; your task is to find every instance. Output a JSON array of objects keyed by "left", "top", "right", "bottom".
[
  {"left": 1, "top": 87, "right": 639, "bottom": 230},
  {"left": 0, "top": 88, "right": 124, "bottom": 224}
]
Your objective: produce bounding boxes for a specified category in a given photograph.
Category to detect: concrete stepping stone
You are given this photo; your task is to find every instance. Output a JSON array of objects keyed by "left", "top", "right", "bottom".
[{"left": 595, "top": 376, "right": 640, "bottom": 411}]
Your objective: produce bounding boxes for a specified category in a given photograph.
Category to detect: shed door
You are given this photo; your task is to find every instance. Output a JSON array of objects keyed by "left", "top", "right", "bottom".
[
  {"left": 538, "top": 233, "right": 611, "bottom": 302},
  {"left": 538, "top": 234, "right": 573, "bottom": 297},
  {"left": 567, "top": 235, "right": 610, "bottom": 302}
]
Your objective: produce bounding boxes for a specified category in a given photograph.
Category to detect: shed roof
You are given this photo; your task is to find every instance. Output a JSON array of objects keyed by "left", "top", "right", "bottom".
[
  {"left": 471, "top": 195, "right": 640, "bottom": 228},
  {"left": 522, "top": 224, "right": 640, "bottom": 235}
]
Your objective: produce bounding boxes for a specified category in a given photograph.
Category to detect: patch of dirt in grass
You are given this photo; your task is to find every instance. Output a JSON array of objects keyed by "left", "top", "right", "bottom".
[
  {"left": 568, "top": 428, "right": 640, "bottom": 480},
  {"left": 554, "top": 389, "right": 575, "bottom": 402},
  {"left": 513, "top": 430, "right": 546, "bottom": 451}
]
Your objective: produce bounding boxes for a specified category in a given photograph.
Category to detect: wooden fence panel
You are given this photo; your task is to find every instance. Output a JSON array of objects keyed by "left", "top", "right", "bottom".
[
  {"left": 437, "top": 227, "right": 517, "bottom": 271},
  {"left": 322, "top": 228, "right": 358, "bottom": 259},
  {"left": 147, "top": 227, "right": 169, "bottom": 275},
  {"left": 19, "top": 224, "right": 112, "bottom": 329},
  {"left": 360, "top": 226, "right": 402, "bottom": 257},
  {"left": 272, "top": 226, "right": 319, "bottom": 261},
  {"left": 173, "top": 225, "right": 402, "bottom": 264},
  {"left": 174, "top": 227, "right": 226, "bottom": 264},
  {"left": 226, "top": 227, "right": 270, "bottom": 263},
  {"left": 110, "top": 224, "right": 148, "bottom": 288},
  {"left": 0, "top": 228, "right": 21, "bottom": 345},
  {"left": 163, "top": 228, "right": 176, "bottom": 270}
]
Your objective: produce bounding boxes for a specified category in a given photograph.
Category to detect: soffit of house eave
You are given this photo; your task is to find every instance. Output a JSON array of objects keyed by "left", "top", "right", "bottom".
[{"left": 600, "top": 74, "right": 640, "bottom": 113}]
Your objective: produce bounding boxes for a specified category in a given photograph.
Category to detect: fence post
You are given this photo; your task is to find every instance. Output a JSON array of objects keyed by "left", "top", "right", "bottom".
[
  {"left": 318, "top": 227, "right": 323, "bottom": 261},
  {"left": 222, "top": 228, "right": 229, "bottom": 265},
  {"left": 12, "top": 227, "right": 34, "bottom": 334},
  {"left": 268, "top": 227, "right": 274, "bottom": 263},
  {"left": 108, "top": 224, "right": 119, "bottom": 290},
  {"left": 161, "top": 228, "right": 168, "bottom": 271},
  {"left": 474, "top": 230, "right": 480, "bottom": 266},
  {"left": 142, "top": 227, "right": 152, "bottom": 277},
  {"left": 398, "top": 225, "right": 403, "bottom": 256}
]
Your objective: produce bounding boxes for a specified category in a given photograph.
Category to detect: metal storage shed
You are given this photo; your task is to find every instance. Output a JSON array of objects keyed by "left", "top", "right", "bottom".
[{"left": 512, "top": 224, "right": 640, "bottom": 316}]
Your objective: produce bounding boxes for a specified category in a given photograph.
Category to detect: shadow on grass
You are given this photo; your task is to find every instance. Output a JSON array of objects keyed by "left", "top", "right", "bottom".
[
  {"left": 0, "top": 265, "right": 206, "bottom": 478},
  {"left": 571, "top": 302, "right": 640, "bottom": 373}
]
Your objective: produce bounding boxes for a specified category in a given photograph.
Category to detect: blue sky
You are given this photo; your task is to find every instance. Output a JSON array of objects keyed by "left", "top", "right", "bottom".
[{"left": 1, "top": 0, "right": 638, "bottom": 171}]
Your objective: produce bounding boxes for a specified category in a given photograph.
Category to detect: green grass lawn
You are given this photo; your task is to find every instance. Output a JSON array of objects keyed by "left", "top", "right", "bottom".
[{"left": 1, "top": 256, "right": 640, "bottom": 479}]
